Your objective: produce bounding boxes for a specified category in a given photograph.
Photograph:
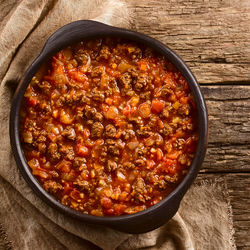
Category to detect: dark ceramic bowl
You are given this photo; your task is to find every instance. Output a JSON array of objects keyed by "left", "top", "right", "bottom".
[{"left": 10, "top": 20, "right": 208, "bottom": 234}]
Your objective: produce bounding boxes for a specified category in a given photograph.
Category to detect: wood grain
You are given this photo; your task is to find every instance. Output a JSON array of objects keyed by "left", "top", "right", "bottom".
[
  {"left": 197, "top": 173, "right": 250, "bottom": 250},
  {"left": 202, "top": 144, "right": 250, "bottom": 173},
  {"left": 202, "top": 85, "right": 250, "bottom": 145},
  {"left": 127, "top": 0, "right": 250, "bottom": 84},
  {"left": 200, "top": 85, "right": 250, "bottom": 172}
]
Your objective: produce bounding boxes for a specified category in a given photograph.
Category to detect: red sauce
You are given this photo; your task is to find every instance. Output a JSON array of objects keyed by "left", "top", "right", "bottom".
[{"left": 20, "top": 38, "right": 198, "bottom": 216}]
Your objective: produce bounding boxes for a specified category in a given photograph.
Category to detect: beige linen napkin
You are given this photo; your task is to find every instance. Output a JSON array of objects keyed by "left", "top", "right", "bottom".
[{"left": 0, "top": 0, "right": 236, "bottom": 249}]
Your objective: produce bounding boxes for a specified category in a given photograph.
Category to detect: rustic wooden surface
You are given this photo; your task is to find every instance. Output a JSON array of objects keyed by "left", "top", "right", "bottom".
[{"left": 127, "top": 0, "right": 250, "bottom": 249}]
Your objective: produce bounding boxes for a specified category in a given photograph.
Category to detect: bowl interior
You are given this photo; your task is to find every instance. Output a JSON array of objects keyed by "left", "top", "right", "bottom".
[{"left": 10, "top": 20, "right": 208, "bottom": 225}]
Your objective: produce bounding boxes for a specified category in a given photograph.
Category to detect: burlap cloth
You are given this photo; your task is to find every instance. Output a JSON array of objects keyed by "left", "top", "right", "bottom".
[{"left": 0, "top": 0, "right": 236, "bottom": 249}]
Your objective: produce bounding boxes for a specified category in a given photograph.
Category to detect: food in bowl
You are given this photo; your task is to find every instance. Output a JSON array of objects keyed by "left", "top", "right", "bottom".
[{"left": 20, "top": 37, "right": 198, "bottom": 216}]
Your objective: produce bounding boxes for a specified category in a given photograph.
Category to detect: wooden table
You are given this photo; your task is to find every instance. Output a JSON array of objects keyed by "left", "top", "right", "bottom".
[{"left": 127, "top": 1, "right": 250, "bottom": 249}]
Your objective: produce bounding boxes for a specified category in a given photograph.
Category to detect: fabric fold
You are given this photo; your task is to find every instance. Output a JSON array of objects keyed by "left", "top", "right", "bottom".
[{"left": 0, "top": 0, "right": 51, "bottom": 80}]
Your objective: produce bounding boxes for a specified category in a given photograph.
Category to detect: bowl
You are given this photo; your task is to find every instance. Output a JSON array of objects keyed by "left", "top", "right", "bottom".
[{"left": 9, "top": 20, "right": 208, "bottom": 234}]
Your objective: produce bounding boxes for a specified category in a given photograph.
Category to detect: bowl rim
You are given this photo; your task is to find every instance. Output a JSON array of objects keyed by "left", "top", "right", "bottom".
[{"left": 9, "top": 20, "right": 208, "bottom": 225}]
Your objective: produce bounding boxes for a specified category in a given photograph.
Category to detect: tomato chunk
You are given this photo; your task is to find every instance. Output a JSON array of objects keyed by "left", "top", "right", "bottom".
[
  {"left": 68, "top": 70, "right": 87, "bottom": 83},
  {"left": 151, "top": 99, "right": 165, "bottom": 113},
  {"left": 101, "top": 197, "right": 113, "bottom": 209},
  {"left": 76, "top": 145, "right": 89, "bottom": 156},
  {"left": 27, "top": 96, "right": 38, "bottom": 107}
]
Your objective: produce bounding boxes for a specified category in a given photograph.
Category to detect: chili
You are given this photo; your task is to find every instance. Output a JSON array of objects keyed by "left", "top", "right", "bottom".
[{"left": 20, "top": 38, "right": 198, "bottom": 216}]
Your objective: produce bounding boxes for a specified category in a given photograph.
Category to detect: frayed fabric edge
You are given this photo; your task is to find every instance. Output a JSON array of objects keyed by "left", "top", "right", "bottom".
[
  {"left": 193, "top": 177, "right": 236, "bottom": 250},
  {"left": 0, "top": 222, "right": 12, "bottom": 250}
]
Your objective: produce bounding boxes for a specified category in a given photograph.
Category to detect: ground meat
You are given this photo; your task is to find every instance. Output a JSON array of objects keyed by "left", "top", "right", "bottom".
[
  {"left": 74, "top": 180, "right": 91, "bottom": 193},
  {"left": 81, "top": 95, "right": 91, "bottom": 105},
  {"left": 135, "top": 144, "right": 148, "bottom": 158},
  {"left": 82, "top": 108, "right": 103, "bottom": 121},
  {"left": 123, "top": 161, "right": 135, "bottom": 169},
  {"left": 106, "top": 139, "right": 124, "bottom": 156},
  {"left": 128, "top": 46, "right": 142, "bottom": 59},
  {"left": 165, "top": 174, "right": 178, "bottom": 184},
  {"left": 119, "top": 72, "right": 132, "bottom": 90},
  {"left": 178, "top": 154, "right": 188, "bottom": 165},
  {"left": 173, "top": 138, "right": 185, "bottom": 150},
  {"left": 74, "top": 90, "right": 85, "bottom": 102},
  {"left": 133, "top": 73, "right": 151, "bottom": 91},
  {"left": 106, "top": 160, "right": 118, "bottom": 172},
  {"left": 84, "top": 106, "right": 96, "bottom": 119},
  {"left": 44, "top": 180, "right": 63, "bottom": 194},
  {"left": 161, "top": 108, "right": 170, "bottom": 118},
  {"left": 93, "top": 112, "right": 103, "bottom": 122},
  {"left": 64, "top": 91, "right": 84, "bottom": 105},
  {"left": 156, "top": 179, "right": 167, "bottom": 189},
  {"left": 74, "top": 50, "right": 89, "bottom": 65},
  {"left": 160, "top": 124, "right": 174, "bottom": 136},
  {"left": 38, "top": 143, "right": 46, "bottom": 154},
  {"left": 91, "top": 122, "right": 104, "bottom": 138},
  {"left": 107, "top": 144, "right": 120, "bottom": 156},
  {"left": 55, "top": 96, "right": 65, "bottom": 107},
  {"left": 140, "top": 91, "right": 151, "bottom": 100},
  {"left": 148, "top": 114, "right": 158, "bottom": 128},
  {"left": 37, "top": 134, "right": 46, "bottom": 143},
  {"left": 47, "top": 143, "right": 61, "bottom": 162},
  {"left": 122, "top": 129, "right": 136, "bottom": 140},
  {"left": 146, "top": 171, "right": 159, "bottom": 183},
  {"left": 62, "top": 127, "right": 76, "bottom": 140},
  {"left": 105, "top": 124, "right": 117, "bottom": 138},
  {"left": 161, "top": 103, "right": 173, "bottom": 118},
  {"left": 135, "top": 158, "right": 146, "bottom": 167},
  {"left": 98, "top": 45, "right": 111, "bottom": 60},
  {"left": 178, "top": 104, "right": 190, "bottom": 116},
  {"left": 156, "top": 85, "right": 173, "bottom": 98},
  {"left": 49, "top": 170, "right": 59, "bottom": 178},
  {"left": 61, "top": 195, "right": 71, "bottom": 206},
  {"left": 92, "top": 88, "right": 105, "bottom": 102},
  {"left": 125, "top": 89, "right": 136, "bottom": 97},
  {"left": 98, "top": 146, "right": 108, "bottom": 164},
  {"left": 136, "top": 126, "right": 152, "bottom": 138},
  {"left": 87, "top": 120, "right": 94, "bottom": 126},
  {"left": 128, "top": 116, "right": 143, "bottom": 127},
  {"left": 155, "top": 133, "right": 164, "bottom": 146},
  {"left": 39, "top": 100, "right": 51, "bottom": 113},
  {"left": 132, "top": 177, "right": 149, "bottom": 203},
  {"left": 109, "top": 78, "right": 119, "bottom": 92},
  {"left": 91, "top": 66, "right": 103, "bottom": 78},
  {"left": 106, "top": 139, "right": 118, "bottom": 146},
  {"left": 144, "top": 136, "right": 155, "bottom": 147},
  {"left": 73, "top": 157, "right": 87, "bottom": 169},
  {"left": 36, "top": 80, "right": 51, "bottom": 95},
  {"left": 59, "top": 145, "right": 75, "bottom": 161},
  {"left": 127, "top": 66, "right": 138, "bottom": 77}
]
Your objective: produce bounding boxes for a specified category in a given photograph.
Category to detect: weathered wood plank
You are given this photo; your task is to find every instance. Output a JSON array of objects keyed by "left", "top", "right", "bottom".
[
  {"left": 197, "top": 173, "right": 250, "bottom": 250},
  {"left": 127, "top": 0, "right": 250, "bottom": 84},
  {"left": 190, "top": 85, "right": 250, "bottom": 173},
  {"left": 202, "top": 85, "right": 250, "bottom": 145},
  {"left": 201, "top": 144, "right": 250, "bottom": 172}
]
